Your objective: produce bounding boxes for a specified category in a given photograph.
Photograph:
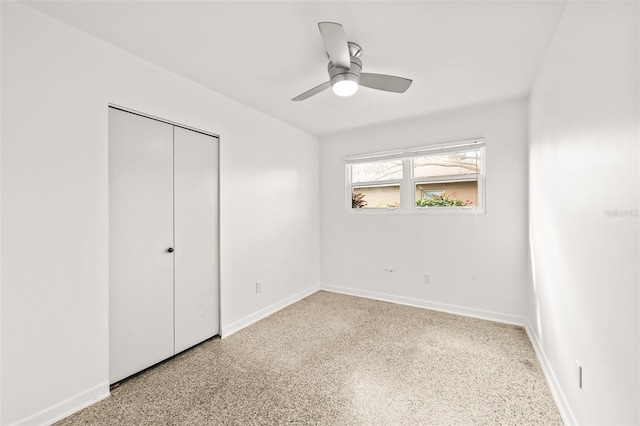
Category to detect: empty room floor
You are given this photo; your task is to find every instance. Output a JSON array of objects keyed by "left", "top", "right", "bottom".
[{"left": 57, "top": 291, "right": 562, "bottom": 425}]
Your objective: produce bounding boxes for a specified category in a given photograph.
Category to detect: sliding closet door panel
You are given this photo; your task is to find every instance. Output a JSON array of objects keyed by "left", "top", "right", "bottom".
[
  {"left": 174, "top": 127, "right": 219, "bottom": 353},
  {"left": 109, "top": 108, "right": 175, "bottom": 383}
]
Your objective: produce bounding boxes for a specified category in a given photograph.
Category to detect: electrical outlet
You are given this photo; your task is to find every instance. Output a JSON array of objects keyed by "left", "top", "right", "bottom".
[
  {"left": 384, "top": 268, "right": 395, "bottom": 273},
  {"left": 423, "top": 273, "right": 432, "bottom": 285},
  {"left": 256, "top": 281, "right": 262, "bottom": 293},
  {"left": 576, "top": 360, "right": 582, "bottom": 389}
]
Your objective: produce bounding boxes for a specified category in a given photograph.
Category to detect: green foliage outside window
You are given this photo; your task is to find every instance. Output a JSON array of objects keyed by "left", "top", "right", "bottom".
[
  {"left": 352, "top": 192, "right": 368, "bottom": 208},
  {"left": 416, "top": 192, "right": 471, "bottom": 207},
  {"left": 375, "top": 202, "right": 400, "bottom": 208}
]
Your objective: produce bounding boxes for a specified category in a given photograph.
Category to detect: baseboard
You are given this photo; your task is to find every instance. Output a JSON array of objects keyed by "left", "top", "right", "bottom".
[
  {"left": 524, "top": 319, "right": 577, "bottom": 426},
  {"left": 320, "top": 284, "right": 527, "bottom": 326},
  {"left": 221, "top": 284, "right": 320, "bottom": 338},
  {"left": 7, "top": 288, "right": 572, "bottom": 426},
  {"left": 9, "top": 381, "right": 110, "bottom": 426}
]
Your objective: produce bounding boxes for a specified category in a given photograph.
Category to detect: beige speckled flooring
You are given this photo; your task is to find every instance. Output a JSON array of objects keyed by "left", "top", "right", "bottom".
[{"left": 56, "top": 291, "right": 562, "bottom": 425}]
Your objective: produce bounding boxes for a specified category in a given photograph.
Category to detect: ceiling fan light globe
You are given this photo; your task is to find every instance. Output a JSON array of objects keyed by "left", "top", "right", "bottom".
[{"left": 332, "top": 80, "right": 359, "bottom": 97}]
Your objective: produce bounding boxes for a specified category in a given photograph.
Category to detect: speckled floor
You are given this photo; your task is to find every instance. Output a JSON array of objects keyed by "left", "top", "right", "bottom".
[{"left": 56, "top": 291, "right": 562, "bottom": 425}]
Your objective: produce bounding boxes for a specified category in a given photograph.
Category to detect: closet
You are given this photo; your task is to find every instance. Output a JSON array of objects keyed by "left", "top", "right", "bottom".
[{"left": 108, "top": 107, "right": 219, "bottom": 384}]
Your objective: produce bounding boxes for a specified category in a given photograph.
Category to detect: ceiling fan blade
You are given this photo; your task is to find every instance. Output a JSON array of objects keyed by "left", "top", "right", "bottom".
[
  {"left": 318, "top": 22, "right": 351, "bottom": 69},
  {"left": 292, "top": 81, "right": 331, "bottom": 101},
  {"left": 359, "top": 73, "right": 413, "bottom": 93}
]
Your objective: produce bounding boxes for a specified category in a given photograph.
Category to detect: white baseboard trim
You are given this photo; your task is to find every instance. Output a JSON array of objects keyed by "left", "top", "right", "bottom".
[
  {"left": 524, "top": 319, "right": 577, "bottom": 426},
  {"left": 221, "top": 284, "right": 320, "bottom": 338},
  {"left": 8, "top": 287, "right": 572, "bottom": 426},
  {"left": 9, "top": 381, "right": 110, "bottom": 426},
  {"left": 320, "top": 284, "right": 527, "bottom": 326}
]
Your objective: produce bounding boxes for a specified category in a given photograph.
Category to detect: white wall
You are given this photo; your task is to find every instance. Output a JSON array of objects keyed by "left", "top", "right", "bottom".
[
  {"left": 320, "top": 98, "right": 529, "bottom": 321},
  {"left": 0, "top": 1, "right": 3, "bottom": 423},
  {"left": 0, "top": 3, "right": 319, "bottom": 425},
  {"left": 528, "top": 1, "right": 639, "bottom": 424}
]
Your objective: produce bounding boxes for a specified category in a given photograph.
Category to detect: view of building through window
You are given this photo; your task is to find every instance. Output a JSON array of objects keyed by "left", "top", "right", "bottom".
[
  {"left": 350, "top": 159, "right": 403, "bottom": 208},
  {"left": 352, "top": 184, "right": 401, "bottom": 208},
  {"left": 414, "top": 149, "right": 480, "bottom": 207},
  {"left": 347, "top": 142, "right": 484, "bottom": 212}
]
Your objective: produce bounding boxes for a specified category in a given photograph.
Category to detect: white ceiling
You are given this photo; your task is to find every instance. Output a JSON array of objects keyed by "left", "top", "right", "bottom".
[{"left": 25, "top": 1, "right": 567, "bottom": 137}]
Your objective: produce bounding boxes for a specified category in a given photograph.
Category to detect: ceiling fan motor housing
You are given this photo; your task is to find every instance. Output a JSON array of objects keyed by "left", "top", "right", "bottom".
[{"left": 328, "top": 56, "right": 362, "bottom": 87}]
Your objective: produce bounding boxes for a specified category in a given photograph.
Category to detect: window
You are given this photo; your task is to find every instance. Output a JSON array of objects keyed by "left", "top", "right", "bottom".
[
  {"left": 350, "top": 159, "right": 403, "bottom": 209},
  {"left": 346, "top": 139, "right": 485, "bottom": 214},
  {"left": 413, "top": 147, "right": 481, "bottom": 208}
]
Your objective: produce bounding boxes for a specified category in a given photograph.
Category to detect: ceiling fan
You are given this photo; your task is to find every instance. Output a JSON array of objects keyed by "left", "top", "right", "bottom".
[{"left": 292, "top": 22, "right": 413, "bottom": 101}]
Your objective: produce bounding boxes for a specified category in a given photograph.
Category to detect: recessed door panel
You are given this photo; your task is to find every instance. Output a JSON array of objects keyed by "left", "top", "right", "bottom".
[
  {"left": 174, "top": 127, "right": 219, "bottom": 353},
  {"left": 109, "top": 108, "right": 175, "bottom": 384}
]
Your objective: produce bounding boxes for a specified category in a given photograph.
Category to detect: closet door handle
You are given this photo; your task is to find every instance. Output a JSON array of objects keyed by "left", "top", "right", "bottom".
[{"left": 167, "top": 248, "right": 174, "bottom": 253}]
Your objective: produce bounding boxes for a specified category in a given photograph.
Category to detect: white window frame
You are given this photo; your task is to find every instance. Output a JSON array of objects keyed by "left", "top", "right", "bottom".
[{"left": 345, "top": 138, "right": 486, "bottom": 215}]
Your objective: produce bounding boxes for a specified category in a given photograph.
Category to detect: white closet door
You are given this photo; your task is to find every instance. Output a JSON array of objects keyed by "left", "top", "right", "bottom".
[
  {"left": 109, "top": 108, "right": 175, "bottom": 384},
  {"left": 174, "top": 127, "right": 219, "bottom": 353}
]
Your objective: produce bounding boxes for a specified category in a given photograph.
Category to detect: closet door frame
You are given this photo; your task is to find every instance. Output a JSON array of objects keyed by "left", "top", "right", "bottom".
[{"left": 108, "top": 104, "right": 221, "bottom": 383}]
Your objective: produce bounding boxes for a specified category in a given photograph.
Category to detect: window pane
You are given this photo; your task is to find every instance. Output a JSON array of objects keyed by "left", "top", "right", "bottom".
[
  {"left": 415, "top": 181, "right": 477, "bottom": 207},
  {"left": 413, "top": 149, "right": 480, "bottom": 179},
  {"left": 352, "top": 185, "right": 401, "bottom": 209},
  {"left": 352, "top": 160, "right": 403, "bottom": 183}
]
